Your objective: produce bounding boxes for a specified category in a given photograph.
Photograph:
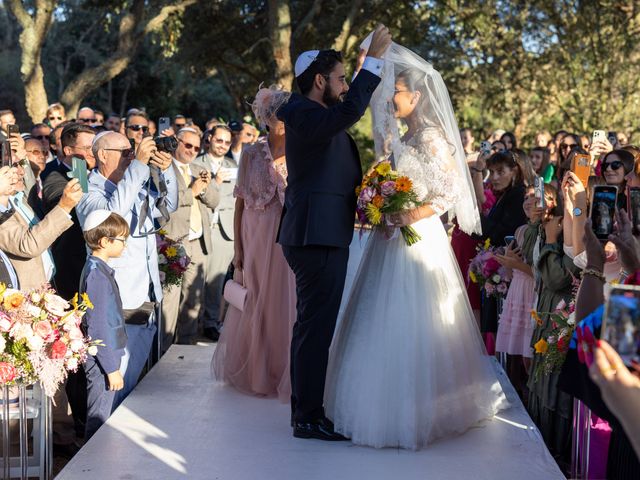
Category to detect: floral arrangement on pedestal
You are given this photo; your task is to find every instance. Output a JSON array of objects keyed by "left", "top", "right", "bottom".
[
  {"left": 468, "top": 239, "right": 512, "bottom": 298},
  {"left": 532, "top": 294, "right": 578, "bottom": 380},
  {"left": 356, "top": 161, "right": 423, "bottom": 246},
  {"left": 156, "top": 230, "right": 191, "bottom": 289},
  {"left": 0, "top": 284, "right": 100, "bottom": 398}
]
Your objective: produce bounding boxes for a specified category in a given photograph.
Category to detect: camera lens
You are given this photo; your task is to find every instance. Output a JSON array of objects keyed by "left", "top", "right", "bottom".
[{"left": 154, "top": 136, "right": 178, "bottom": 154}]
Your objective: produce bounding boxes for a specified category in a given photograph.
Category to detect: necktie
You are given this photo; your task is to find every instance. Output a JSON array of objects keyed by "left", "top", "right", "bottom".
[{"left": 180, "top": 164, "right": 202, "bottom": 238}]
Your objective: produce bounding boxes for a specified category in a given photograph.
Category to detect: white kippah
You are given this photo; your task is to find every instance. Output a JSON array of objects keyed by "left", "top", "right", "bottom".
[
  {"left": 82, "top": 209, "right": 112, "bottom": 232},
  {"left": 360, "top": 31, "right": 374, "bottom": 51},
  {"left": 294, "top": 50, "right": 320, "bottom": 77}
]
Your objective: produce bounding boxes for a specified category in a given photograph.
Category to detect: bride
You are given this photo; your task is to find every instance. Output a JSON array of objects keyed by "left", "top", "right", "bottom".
[{"left": 324, "top": 40, "right": 509, "bottom": 449}]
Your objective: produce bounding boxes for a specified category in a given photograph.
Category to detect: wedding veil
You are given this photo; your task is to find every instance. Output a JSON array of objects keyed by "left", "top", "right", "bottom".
[{"left": 365, "top": 39, "right": 482, "bottom": 235}]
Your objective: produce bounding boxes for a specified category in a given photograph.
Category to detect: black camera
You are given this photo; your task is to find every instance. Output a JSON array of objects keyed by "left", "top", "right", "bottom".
[{"left": 154, "top": 136, "right": 178, "bottom": 154}]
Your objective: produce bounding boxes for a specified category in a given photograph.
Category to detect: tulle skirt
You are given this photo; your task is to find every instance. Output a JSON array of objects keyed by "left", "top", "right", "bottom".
[
  {"left": 325, "top": 216, "right": 509, "bottom": 449},
  {"left": 495, "top": 270, "right": 535, "bottom": 357}
]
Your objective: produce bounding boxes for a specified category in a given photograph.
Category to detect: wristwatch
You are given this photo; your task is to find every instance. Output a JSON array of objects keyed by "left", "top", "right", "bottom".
[{"left": 573, "top": 207, "right": 583, "bottom": 217}]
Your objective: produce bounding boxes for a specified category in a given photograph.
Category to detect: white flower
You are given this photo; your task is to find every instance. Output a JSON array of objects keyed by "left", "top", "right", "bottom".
[
  {"left": 27, "top": 334, "right": 44, "bottom": 351},
  {"left": 567, "top": 312, "right": 576, "bottom": 326},
  {"left": 491, "top": 274, "right": 501, "bottom": 283},
  {"left": 26, "top": 304, "right": 43, "bottom": 318},
  {"left": 69, "top": 339, "right": 84, "bottom": 353},
  {"left": 87, "top": 345, "right": 98, "bottom": 356},
  {"left": 158, "top": 254, "right": 168, "bottom": 265},
  {"left": 0, "top": 335, "right": 5, "bottom": 353},
  {"left": 11, "top": 323, "right": 33, "bottom": 342},
  {"left": 30, "top": 292, "right": 42, "bottom": 303},
  {"left": 66, "top": 357, "right": 78, "bottom": 371}
]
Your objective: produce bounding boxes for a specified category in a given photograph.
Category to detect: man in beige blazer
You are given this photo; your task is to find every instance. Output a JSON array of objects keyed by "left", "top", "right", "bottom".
[
  {"left": 0, "top": 162, "right": 82, "bottom": 291},
  {"left": 160, "top": 128, "right": 220, "bottom": 351}
]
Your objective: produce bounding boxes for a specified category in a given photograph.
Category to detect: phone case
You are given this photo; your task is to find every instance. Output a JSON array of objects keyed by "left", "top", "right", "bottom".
[
  {"left": 571, "top": 153, "right": 591, "bottom": 188},
  {"left": 589, "top": 186, "right": 618, "bottom": 240},
  {"left": 67, "top": 157, "right": 89, "bottom": 193}
]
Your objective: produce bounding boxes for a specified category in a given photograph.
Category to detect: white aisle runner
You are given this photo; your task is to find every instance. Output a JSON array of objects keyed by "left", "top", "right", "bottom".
[{"left": 58, "top": 231, "right": 563, "bottom": 479}]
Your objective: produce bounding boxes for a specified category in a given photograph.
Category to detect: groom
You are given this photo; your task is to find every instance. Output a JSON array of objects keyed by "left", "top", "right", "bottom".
[{"left": 277, "top": 25, "right": 391, "bottom": 441}]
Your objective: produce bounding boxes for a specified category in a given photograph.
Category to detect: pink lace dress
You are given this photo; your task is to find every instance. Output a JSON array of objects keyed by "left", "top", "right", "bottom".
[{"left": 212, "top": 137, "right": 296, "bottom": 402}]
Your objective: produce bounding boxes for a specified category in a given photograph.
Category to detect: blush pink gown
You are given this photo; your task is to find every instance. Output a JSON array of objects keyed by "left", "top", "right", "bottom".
[{"left": 212, "top": 137, "right": 296, "bottom": 402}]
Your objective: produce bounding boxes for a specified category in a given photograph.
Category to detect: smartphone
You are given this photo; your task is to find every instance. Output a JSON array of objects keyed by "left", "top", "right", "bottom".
[
  {"left": 1, "top": 141, "right": 11, "bottom": 167},
  {"left": 589, "top": 185, "right": 618, "bottom": 240},
  {"left": 592, "top": 130, "right": 606, "bottom": 145},
  {"left": 66, "top": 156, "right": 89, "bottom": 193},
  {"left": 608, "top": 131, "right": 618, "bottom": 146},
  {"left": 571, "top": 153, "right": 591, "bottom": 188},
  {"left": 6, "top": 124, "right": 19, "bottom": 137},
  {"left": 534, "top": 176, "right": 545, "bottom": 208},
  {"left": 628, "top": 187, "right": 640, "bottom": 234},
  {"left": 480, "top": 140, "right": 491, "bottom": 155},
  {"left": 602, "top": 285, "right": 640, "bottom": 367},
  {"left": 158, "top": 117, "right": 171, "bottom": 135},
  {"left": 504, "top": 235, "right": 517, "bottom": 248}
]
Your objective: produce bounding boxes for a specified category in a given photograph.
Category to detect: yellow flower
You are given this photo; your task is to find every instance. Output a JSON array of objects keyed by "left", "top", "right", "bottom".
[
  {"left": 70, "top": 293, "right": 79, "bottom": 309},
  {"left": 165, "top": 247, "right": 178, "bottom": 258},
  {"left": 81, "top": 292, "right": 94, "bottom": 310},
  {"left": 375, "top": 162, "right": 392, "bottom": 176},
  {"left": 531, "top": 310, "right": 542, "bottom": 326},
  {"left": 395, "top": 176, "right": 412, "bottom": 192},
  {"left": 3, "top": 292, "right": 24, "bottom": 310},
  {"left": 534, "top": 338, "right": 549, "bottom": 354},
  {"left": 355, "top": 186, "right": 362, "bottom": 196},
  {"left": 365, "top": 204, "right": 382, "bottom": 225},
  {"left": 0, "top": 283, "right": 5, "bottom": 298},
  {"left": 469, "top": 271, "right": 478, "bottom": 284},
  {"left": 158, "top": 229, "right": 168, "bottom": 236},
  {"left": 484, "top": 238, "right": 491, "bottom": 250}
]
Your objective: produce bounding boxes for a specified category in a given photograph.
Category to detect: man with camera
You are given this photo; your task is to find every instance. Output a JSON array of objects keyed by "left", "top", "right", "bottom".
[
  {"left": 125, "top": 111, "right": 151, "bottom": 147},
  {"left": 160, "top": 128, "right": 220, "bottom": 351},
  {"left": 76, "top": 131, "right": 178, "bottom": 404}
]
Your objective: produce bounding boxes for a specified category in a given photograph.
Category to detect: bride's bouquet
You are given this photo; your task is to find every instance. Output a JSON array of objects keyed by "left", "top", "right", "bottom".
[{"left": 356, "top": 162, "right": 422, "bottom": 246}]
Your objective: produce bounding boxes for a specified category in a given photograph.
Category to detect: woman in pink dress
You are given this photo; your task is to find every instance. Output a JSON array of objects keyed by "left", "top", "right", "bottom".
[{"left": 212, "top": 86, "right": 295, "bottom": 402}]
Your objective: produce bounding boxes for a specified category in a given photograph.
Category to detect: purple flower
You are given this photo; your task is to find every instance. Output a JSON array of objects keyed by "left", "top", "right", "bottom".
[
  {"left": 497, "top": 282, "right": 508, "bottom": 295},
  {"left": 360, "top": 187, "right": 375, "bottom": 203},
  {"left": 380, "top": 181, "right": 396, "bottom": 197}
]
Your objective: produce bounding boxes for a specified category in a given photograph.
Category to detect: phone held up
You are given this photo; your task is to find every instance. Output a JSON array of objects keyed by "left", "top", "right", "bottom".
[
  {"left": 627, "top": 186, "right": 640, "bottom": 235},
  {"left": 589, "top": 185, "right": 618, "bottom": 240},
  {"left": 480, "top": 140, "right": 492, "bottom": 156},
  {"left": 534, "top": 176, "right": 545, "bottom": 209},
  {"left": 66, "top": 156, "right": 89, "bottom": 193},
  {"left": 504, "top": 235, "right": 517, "bottom": 248},
  {"left": 592, "top": 130, "right": 606, "bottom": 146},
  {"left": 602, "top": 284, "right": 640, "bottom": 367},
  {"left": 158, "top": 117, "right": 171, "bottom": 135},
  {"left": 571, "top": 153, "right": 591, "bottom": 189}
]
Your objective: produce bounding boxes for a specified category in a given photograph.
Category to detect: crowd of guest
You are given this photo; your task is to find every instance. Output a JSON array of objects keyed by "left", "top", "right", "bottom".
[
  {"left": 456, "top": 127, "right": 640, "bottom": 477},
  {"left": 3, "top": 95, "right": 640, "bottom": 477}
]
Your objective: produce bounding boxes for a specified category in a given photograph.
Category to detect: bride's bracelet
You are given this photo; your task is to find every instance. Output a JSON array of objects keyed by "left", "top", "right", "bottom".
[{"left": 581, "top": 268, "right": 606, "bottom": 282}]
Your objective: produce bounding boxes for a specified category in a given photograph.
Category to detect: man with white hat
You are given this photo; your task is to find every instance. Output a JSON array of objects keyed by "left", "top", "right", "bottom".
[{"left": 277, "top": 24, "right": 391, "bottom": 441}]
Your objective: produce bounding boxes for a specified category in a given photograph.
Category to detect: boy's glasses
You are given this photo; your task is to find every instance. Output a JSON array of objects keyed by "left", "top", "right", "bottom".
[{"left": 108, "top": 237, "right": 127, "bottom": 246}]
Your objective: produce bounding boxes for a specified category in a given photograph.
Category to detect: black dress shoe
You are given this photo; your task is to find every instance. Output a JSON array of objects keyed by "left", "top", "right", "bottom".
[
  {"left": 203, "top": 327, "right": 220, "bottom": 342},
  {"left": 293, "top": 418, "right": 348, "bottom": 441}
]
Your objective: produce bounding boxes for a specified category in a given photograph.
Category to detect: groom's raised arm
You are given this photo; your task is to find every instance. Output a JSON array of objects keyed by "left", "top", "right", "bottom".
[{"left": 279, "top": 67, "right": 382, "bottom": 143}]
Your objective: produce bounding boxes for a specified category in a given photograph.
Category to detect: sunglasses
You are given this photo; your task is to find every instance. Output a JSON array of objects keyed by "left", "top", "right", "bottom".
[
  {"left": 26, "top": 149, "right": 48, "bottom": 156},
  {"left": 213, "top": 138, "right": 232, "bottom": 146},
  {"left": 175, "top": 123, "right": 186, "bottom": 129},
  {"left": 78, "top": 118, "right": 97, "bottom": 123},
  {"left": 179, "top": 139, "right": 200, "bottom": 152},
  {"left": 48, "top": 116, "right": 62, "bottom": 121},
  {"left": 127, "top": 125, "right": 149, "bottom": 132},
  {"left": 104, "top": 147, "right": 135, "bottom": 158},
  {"left": 602, "top": 161, "right": 624, "bottom": 171},
  {"left": 561, "top": 143, "right": 577, "bottom": 150},
  {"left": 32, "top": 135, "right": 49, "bottom": 140}
]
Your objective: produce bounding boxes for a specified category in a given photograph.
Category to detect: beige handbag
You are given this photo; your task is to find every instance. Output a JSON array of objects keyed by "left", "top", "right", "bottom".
[{"left": 224, "top": 269, "right": 247, "bottom": 311}]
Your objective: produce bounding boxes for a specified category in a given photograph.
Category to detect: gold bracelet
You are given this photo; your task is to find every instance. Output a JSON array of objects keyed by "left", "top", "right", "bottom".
[{"left": 581, "top": 268, "right": 606, "bottom": 282}]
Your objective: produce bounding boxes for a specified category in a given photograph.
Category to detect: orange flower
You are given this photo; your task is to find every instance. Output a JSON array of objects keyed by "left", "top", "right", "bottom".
[
  {"left": 395, "top": 176, "right": 412, "bottom": 192},
  {"left": 531, "top": 310, "right": 542, "bottom": 326},
  {"left": 3, "top": 293, "right": 24, "bottom": 310},
  {"left": 372, "top": 195, "right": 385, "bottom": 208}
]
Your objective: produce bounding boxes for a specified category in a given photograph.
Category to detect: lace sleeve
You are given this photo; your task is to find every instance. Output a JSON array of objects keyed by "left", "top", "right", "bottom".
[
  {"left": 397, "top": 128, "right": 462, "bottom": 215},
  {"left": 233, "top": 148, "right": 251, "bottom": 200}
]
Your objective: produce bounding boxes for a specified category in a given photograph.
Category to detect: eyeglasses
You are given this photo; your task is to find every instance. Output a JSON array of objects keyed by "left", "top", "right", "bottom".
[
  {"left": 179, "top": 139, "right": 200, "bottom": 152},
  {"left": 108, "top": 236, "right": 127, "bottom": 246},
  {"left": 103, "top": 147, "right": 135, "bottom": 158},
  {"left": 127, "top": 125, "right": 149, "bottom": 133},
  {"left": 322, "top": 74, "right": 347, "bottom": 84},
  {"left": 72, "top": 145, "right": 93, "bottom": 153},
  {"left": 31, "top": 135, "right": 49, "bottom": 140},
  {"left": 603, "top": 161, "right": 624, "bottom": 171},
  {"left": 212, "top": 138, "right": 232, "bottom": 146},
  {"left": 26, "top": 149, "right": 48, "bottom": 156},
  {"left": 78, "top": 118, "right": 97, "bottom": 124}
]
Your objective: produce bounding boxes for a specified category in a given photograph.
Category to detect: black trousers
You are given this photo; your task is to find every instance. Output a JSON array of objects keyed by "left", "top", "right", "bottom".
[{"left": 282, "top": 245, "right": 349, "bottom": 423}]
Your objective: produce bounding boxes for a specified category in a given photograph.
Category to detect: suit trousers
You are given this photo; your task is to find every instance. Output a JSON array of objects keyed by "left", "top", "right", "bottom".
[
  {"left": 84, "top": 354, "right": 116, "bottom": 440},
  {"left": 281, "top": 245, "right": 349, "bottom": 423},
  {"left": 161, "top": 236, "right": 207, "bottom": 350},
  {"left": 202, "top": 224, "right": 234, "bottom": 328}
]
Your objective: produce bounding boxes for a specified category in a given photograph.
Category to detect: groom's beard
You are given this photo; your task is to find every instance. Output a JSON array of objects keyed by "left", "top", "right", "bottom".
[{"left": 322, "top": 85, "right": 343, "bottom": 107}]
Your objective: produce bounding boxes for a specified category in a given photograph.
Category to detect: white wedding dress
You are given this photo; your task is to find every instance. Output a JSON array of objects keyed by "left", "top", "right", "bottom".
[{"left": 324, "top": 126, "right": 509, "bottom": 449}]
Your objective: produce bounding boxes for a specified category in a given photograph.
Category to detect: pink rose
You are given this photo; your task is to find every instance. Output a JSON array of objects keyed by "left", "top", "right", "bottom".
[
  {"left": 69, "top": 339, "right": 85, "bottom": 353},
  {"left": 0, "top": 312, "right": 12, "bottom": 332},
  {"left": 482, "top": 258, "right": 501, "bottom": 277},
  {"left": 43, "top": 293, "right": 69, "bottom": 317},
  {"left": 50, "top": 340, "right": 67, "bottom": 359},
  {"left": 0, "top": 362, "right": 17, "bottom": 384},
  {"left": 67, "top": 327, "right": 84, "bottom": 341},
  {"left": 34, "top": 321, "right": 53, "bottom": 340}
]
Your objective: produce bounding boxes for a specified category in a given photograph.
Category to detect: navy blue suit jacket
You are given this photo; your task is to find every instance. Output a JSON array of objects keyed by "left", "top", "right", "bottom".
[{"left": 276, "top": 69, "right": 381, "bottom": 248}]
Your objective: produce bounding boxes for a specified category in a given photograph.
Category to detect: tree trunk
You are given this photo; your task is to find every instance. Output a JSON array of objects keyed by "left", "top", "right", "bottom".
[
  {"left": 60, "top": 0, "right": 197, "bottom": 116},
  {"left": 268, "top": 0, "right": 293, "bottom": 90},
  {"left": 6, "top": 0, "right": 56, "bottom": 123},
  {"left": 332, "top": 0, "right": 363, "bottom": 52}
]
